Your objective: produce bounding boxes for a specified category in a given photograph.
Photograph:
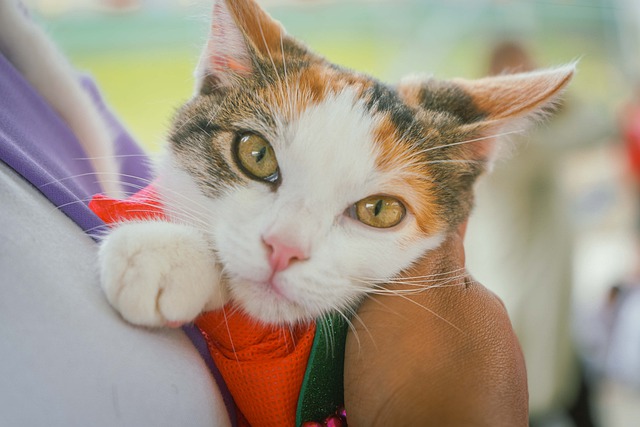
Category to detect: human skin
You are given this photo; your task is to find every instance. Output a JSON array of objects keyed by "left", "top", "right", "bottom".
[{"left": 344, "top": 224, "right": 529, "bottom": 426}]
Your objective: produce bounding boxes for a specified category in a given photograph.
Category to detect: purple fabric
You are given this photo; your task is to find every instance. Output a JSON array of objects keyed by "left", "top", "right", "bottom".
[
  {"left": 0, "top": 50, "right": 236, "bottom": 426},
  {"left": 0, "top": 53, "right": 152, "bottom": 236},
  {"left": 182, "top": 324, "right": 238, "bottom": 425}
]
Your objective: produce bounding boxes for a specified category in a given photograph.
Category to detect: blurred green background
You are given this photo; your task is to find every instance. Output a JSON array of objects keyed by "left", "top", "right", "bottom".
[{"left": 35, "top": 0, "right": 623, "bottom": 150}]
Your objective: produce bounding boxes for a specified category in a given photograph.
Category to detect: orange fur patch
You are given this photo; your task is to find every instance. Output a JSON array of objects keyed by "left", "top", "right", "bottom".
[
  {"left": 396, "top": 81, "right": 424, "bottom": 108},
  {"left": 372, "top": 116, "right": 444, "bottom": 236},
  {"left": 259, "top": 64, "right": 375, "bottom": 121},
  {"left": 227, "top": 0, "right": 285, "bottom": 58}
]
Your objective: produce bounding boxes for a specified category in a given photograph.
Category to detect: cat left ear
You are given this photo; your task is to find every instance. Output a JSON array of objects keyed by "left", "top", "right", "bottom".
[{"left": 195, "top": 0, "right": 286, "bottom": 94}]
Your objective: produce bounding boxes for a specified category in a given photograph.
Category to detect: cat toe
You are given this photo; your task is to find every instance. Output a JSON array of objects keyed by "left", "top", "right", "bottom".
[{"left": 98, "top": 221, "right": 221, "bottom": 328}]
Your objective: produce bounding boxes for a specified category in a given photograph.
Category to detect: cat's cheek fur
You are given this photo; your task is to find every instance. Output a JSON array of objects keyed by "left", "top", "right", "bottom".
[
  {"left": 214, "top": 204, "right": 444, "bottom": 324},
  {"left": 155, "top": 152, "right": 220, "bottom": 227}
]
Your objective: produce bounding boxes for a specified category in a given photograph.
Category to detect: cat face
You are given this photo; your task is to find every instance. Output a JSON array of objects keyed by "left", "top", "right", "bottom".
[{"left": 157, "top": 0, "right": 573, "bottom": 325}]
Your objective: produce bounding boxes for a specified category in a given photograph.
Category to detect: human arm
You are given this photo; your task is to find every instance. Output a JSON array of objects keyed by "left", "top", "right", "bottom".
[{"left": 344, "top": 225, "right": 528, "bottom": 426}]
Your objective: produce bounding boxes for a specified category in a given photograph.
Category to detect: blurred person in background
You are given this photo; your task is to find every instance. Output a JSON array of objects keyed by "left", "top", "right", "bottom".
[
  {"left": 597, "top": 86, "right": 640, "bottom": 391},
  {"left": 465, "top": 40, "right": 596, "bottom": 427}
]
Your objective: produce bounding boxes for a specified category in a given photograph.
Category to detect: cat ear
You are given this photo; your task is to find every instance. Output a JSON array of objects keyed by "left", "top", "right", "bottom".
[
  {"left": 398, "top": 64, "right": 575, "bottom": 164},
  {"left": 453, "top": 64, "right": 575, "bottom": 123},
  {"left": 195, "top": 0, "right": 286, "bottom": 94}
]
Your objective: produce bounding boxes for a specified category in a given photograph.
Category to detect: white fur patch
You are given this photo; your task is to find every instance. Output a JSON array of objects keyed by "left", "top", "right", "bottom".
[{"left": 99, "top": 221, "right": 226, "bottom": 326}]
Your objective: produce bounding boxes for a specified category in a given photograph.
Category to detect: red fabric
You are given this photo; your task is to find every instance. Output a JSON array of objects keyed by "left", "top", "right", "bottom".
[
  {"left": 89, "top": 185, "right": 163, "bottom": 223},
  {"left": 623, "top": 104, "right": 640, "bottom": 181},
  {"left": 89, "top": 185, "right": 315, "bottom": 427}
]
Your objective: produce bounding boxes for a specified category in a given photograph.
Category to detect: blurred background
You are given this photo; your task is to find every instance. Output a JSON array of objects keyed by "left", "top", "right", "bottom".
[{"left": 25, "top": 0, "right": 640, "bottom": 425}]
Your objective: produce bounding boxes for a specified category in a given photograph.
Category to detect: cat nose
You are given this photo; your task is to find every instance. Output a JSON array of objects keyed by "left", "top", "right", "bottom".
[{"left": 262, "top": 235, "right": 308, "bottom": 273}]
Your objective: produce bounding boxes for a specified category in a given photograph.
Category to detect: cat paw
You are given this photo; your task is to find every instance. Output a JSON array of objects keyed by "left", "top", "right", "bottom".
[{"left": 98, "top": 221, "right": 226, "bottom": 327}]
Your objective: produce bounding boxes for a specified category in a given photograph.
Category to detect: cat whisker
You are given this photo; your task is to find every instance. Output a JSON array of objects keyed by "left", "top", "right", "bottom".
[
  {"left": 81, "top": 178, "right": 211, "bottom": 229},
  {"left": 389, "top": 272, "right": 468, "bottom": 282},
  {"left": 101, "top": 176, "right": 217, "bottom": 229},
  {"left": 205, "top": 104, "right": 224, "bottom": 129},
  {"left": 318, "top": 315, "right": 334, "bottom": 357},
  {"left": 86, "top": 225, "right": 112, "bottom": 240},
  {"left": 348, "top": 275, "right": 466, "bottom": 331},
  {"left": 64, "top": 187, "right": 213, "bottom": 238},
  {"left": 423, "top": 159, "right": 484, "bottom": 165},
  {"left": 220, "top": 305, "right": 241, "bottom": 365},
  {"left": 37, "top": 171, "right": 119, "bottom": 189},
  {"left": 254, "top": 14, "right": 288, "bottom": 115},
  {"left": 358, "top": 284, "right": 429, "bottom": 296},
  {"left": 107, "top": 172, "right": 155, "bottom": 185},
  {"left": 278, "top": 326, "right": 289, "bottom": 351},
  {"left": 369, "top": 290, "right": 462, "bottom": 332},
  {"left": 144, "top": 179, "right": 216, "bottom": 215},
  {"left": 336, "top": 306, "right": 367, "bottom": 354},
  {"left": 416, "top": 129, "right": 525, "bottom": 155},
  {"left": 383, "top": 273, "right": 470, "bottom": 286},
  {"left": 358, "top": 270, "right": 470, "bottom": 290},
  {"left": 49, "top": 195, "right": 94, "bottom": 212},
  {"left": 367, "top": 280, "right": 467, "bottom": 294},
  {"left": 359, "top": 266, "right": 467, "bottom": 283},
  {"left": 73, "top": 153, "right": 153, "bottom": 161},
  {"left": 173, "top": 111, "right": 205, "bottom": 133},
  {"left": 276, "top": 29, "right": 292, "bottom": 119}
]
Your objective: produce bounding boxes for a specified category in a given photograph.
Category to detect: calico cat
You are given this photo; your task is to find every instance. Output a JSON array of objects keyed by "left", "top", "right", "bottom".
[{"left": 24, "top": 0, "right": 575, "bottom": 327}]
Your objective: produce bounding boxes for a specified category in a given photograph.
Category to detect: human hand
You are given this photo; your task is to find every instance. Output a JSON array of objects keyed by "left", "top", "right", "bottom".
[{"left": 344, "top": 223, "right": 528, "bottom": 426}]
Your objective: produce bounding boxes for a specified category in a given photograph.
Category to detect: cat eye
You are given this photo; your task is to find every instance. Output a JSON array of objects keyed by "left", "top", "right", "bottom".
[
  {"left": 235, "top": 133, "right": 279, "bottom": 183},
  {"left": 352, "top": 195, "right": 406, "bottom": 229}
]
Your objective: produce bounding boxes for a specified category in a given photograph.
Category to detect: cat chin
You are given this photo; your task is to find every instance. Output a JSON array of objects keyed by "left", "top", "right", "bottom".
[
  {"left": 227, "top": 277, "right": 352, "bottom": 325},
  {"left": 229, "top": 285, "right": 319, "bottom": 325}
]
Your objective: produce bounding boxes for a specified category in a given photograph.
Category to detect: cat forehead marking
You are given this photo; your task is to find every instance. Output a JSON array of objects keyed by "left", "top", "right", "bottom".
[
  {"left": 253, "top": 63, "right": 374, "bottom": 122},
  {"left": 275, "top": 87, "right": 381, "bottom": 206},
  {"left": 267, "top": 85, "right": 441, "bottom": 237}
]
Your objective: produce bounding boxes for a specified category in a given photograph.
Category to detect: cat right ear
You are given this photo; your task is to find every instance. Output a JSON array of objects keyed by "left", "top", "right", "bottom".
[
  {"left": 194, "top": 0, "right": 285, "bottom": 95},
  {"left": 398, "top": 64, "right": 574, "bottom": 166}
]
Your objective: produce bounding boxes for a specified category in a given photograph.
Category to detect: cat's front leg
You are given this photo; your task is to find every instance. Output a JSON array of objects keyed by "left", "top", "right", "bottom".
[{"left": 98, "top": 221, "right": 227, "bottom": 327}]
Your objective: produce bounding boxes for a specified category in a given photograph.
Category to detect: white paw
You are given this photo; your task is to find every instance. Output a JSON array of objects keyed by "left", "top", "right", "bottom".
[{"left": 99, "top": 221, "right": 227, "bottom": 327}]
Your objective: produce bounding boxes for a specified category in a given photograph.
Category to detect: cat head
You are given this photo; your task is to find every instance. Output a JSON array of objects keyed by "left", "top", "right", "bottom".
[{"left": 159, "top": 0, "right": 573, "bottom": 325}]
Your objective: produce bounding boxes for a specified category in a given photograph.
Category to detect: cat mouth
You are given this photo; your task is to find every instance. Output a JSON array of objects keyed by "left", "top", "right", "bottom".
[
  {"left": 263, "top": 277, "right": 290, "bottom": 300},
  {"left": 228, "top": 277, "right": 312, "bottom": 325},
  {"left": 234, "top": 276, "right": 296, "bottom": 303}
]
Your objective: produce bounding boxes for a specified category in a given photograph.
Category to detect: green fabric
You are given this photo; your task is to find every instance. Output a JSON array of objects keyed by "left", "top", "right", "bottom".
[{"left": 296, "top": 313, "right": 349, "bottom": 425}]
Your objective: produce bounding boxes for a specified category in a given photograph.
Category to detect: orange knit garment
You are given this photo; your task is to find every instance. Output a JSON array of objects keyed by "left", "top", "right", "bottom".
[{"left": 195, "top": 309, "right": 315, "bottom": 427}]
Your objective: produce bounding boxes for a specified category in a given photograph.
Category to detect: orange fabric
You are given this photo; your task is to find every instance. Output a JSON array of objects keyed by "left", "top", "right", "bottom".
[
  {"left": 89, "top": 185, "right": 317, "bottom": 427},
  {"left": 196, "top": 308, "right": 315, "bottom": 427}
]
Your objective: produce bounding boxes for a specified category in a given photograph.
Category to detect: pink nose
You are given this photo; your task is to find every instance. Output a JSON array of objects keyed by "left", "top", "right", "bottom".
[{"left": 263, "top": 235, "right": 308, "bottom": 273}]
